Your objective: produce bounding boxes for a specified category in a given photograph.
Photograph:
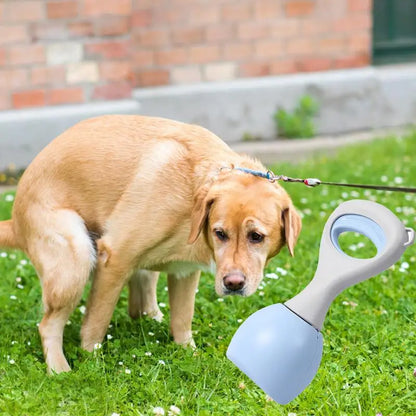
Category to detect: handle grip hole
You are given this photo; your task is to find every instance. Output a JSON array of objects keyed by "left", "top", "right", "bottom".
[{"left": 337, "top": 232, "right": 378, "bottom": 259}]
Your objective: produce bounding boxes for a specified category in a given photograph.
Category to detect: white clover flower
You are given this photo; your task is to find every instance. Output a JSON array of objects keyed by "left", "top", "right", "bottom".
[
  {"left": 237, "top": 319, "right": 243, "bottom": 323},
  {"left": 148, "top": 332, "right": 155, "bottom": 336},
  {"left": 158, "top": 360, "right": 166, "bottom": 366},
  {"left": 276, "top": 267, "right": 288, "bottom": 276},
  {"left": 118, "top": 361, "right": 123, "bottom": 366},
  {"left": 15, "top": 277, "right": 22, "bottom": 283},
  {"left": 153, "top": 407, "right": 165, "bottom": 415},
  {"left": 380, "top": 175, "right": 388, "bottom": 183},
  {"left": 394, "top": 177, "right": 404, "bottom": 184},
  {"left": 17, "top": 284, "right": 24, "bottom": 289},
  {"left": 111, "top": 413, "right": 120, "bottom": 416},
  {"left": 217, "top": 298, "right": 224, "bottom": 302},
  {"left": 20, "top": 259, "right": 28, "bottom": 265},
  {"left": 159, "top": 302, "right": 166, "bottom": 308},
  {"left": 79, "top": 305, "right": 86, "bottom": 314},
  {"left": 9, "top": 359, "right": 15, "bottom": 364},
  {"left": 0, "top": 252, "right": 7, "bottom": 258},
  {"left": 93, "top": 343, "right": 102, "bottom": 350},
  {"left": 145, "top": 352, "right": 152, "bottom": 357},
  {"left": 107, "top": 334, "right": 113, "bottom": 340},
  {"left": 125, "top": 368, "right": 131, "bottom": 374},
  {"left": 265, "top": 272, "right": 279, "bottom": 280},
  {"left": 168, "top": 405, "right": 181, "bottom": 415},
  {"left": 300, "top": 198, "right": 308, "bottom": 204},
  {"left": 10, "top": 295, "right": 17, "bottom": 300},
  {"left": 5, "top": 194, "right": 14, "bottom": 202}
]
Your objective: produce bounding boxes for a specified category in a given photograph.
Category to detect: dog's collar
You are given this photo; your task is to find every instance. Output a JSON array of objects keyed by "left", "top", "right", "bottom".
[{"left": 234, "top": 167, "right": 275, "bottom": 182}]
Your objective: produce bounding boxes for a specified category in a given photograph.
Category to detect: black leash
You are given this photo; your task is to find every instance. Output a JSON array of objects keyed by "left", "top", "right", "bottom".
[{"left": 235, "top": 167, "right": 416, "bottom": 194}]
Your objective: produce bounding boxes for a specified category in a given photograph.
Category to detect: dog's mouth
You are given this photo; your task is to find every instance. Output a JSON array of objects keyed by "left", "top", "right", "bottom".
[{"left": 221, "top": 287, "right": 246, "bottom": 297}]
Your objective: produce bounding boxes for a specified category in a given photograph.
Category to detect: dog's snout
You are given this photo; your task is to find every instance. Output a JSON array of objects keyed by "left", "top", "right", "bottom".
[{"left": 223, "top": 272, "right": 246, "bottom": 292}]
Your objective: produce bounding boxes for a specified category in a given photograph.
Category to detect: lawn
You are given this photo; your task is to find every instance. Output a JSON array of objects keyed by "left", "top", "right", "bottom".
[{"left": 0, "top": 131, "right": 415, "bottom": 416}]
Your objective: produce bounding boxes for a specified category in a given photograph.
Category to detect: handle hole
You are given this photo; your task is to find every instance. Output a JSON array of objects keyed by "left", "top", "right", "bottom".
[{"left": 337, "top": 232, "right": 378, "bottom": 259}]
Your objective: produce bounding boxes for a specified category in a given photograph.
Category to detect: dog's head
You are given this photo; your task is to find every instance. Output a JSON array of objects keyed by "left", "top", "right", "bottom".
[{"left": 188, "top": 169, "right": 302, "bottom": 296}]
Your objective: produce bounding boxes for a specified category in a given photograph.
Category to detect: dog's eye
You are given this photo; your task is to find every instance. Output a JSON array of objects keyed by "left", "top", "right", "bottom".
[
  {"left": 248, "top": 231, "right": 264, "bottom": 243},
  {"left": 215, "top": 229, "right": 228, "bottom": 242}
]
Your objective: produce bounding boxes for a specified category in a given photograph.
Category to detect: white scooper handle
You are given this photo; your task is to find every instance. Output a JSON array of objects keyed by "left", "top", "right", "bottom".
[{"left": 285, "top": 199, "right": 415, "bottom": 330}]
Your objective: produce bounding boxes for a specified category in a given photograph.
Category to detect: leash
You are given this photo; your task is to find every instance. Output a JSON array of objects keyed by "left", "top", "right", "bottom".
[{"left": 235, "top": 167, "right": 416, "bottom": 194}]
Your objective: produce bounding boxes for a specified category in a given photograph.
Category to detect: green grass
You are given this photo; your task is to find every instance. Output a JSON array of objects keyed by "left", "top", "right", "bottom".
[{"left": 1, "top": 131, "right": 416, "bottom": 415}]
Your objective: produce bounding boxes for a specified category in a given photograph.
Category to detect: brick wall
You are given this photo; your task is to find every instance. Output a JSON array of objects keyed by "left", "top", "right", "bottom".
[{"left": 0, "top": 0, "right": 372, "bottom": 111}]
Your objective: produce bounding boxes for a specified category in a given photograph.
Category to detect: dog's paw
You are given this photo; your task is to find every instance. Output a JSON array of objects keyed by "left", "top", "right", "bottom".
[{"left": 148, "top": 309, "right": 164, "bottom": 323}]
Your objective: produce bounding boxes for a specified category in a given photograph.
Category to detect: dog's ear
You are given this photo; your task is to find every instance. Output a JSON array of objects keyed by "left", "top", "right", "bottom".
[
  {"left": 282, "top": 204, "right": 302, "bottom": 256},
  {"left": 188, "top": 185, "right": 215, "bottom": 244}
]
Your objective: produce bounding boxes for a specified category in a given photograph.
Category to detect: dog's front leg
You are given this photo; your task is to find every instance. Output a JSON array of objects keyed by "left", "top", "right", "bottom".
[{"left": 167, "top": 271, "right": 200, "bottom": 348}]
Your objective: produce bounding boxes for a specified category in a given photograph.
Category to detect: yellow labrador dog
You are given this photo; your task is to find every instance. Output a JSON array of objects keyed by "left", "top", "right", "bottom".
[{"left": 0, "top": 115, "right": 301, "bottom": 374}]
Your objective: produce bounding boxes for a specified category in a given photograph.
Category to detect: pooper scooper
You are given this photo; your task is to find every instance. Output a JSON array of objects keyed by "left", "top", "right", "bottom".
[{"left": 227, "top": 199, "right": 415, "bottom": 404}]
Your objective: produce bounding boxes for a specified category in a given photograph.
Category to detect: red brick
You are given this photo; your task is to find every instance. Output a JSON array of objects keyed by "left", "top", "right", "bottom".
[
  {"left": 348, "top": 0, "right": 372, "bottom": 12},
  {"left": 285, "top": 1, "right": 315, "bottom": 17},
  {"left": 300, "top": 19, "right": 333, "bottom": 36},
  {"left": 237, "top": 22, "right": 269, "bottom": 41},
  {"left": 270, "top": 60, "right": 298, "bottom": 75},
  {"left": 12, "top": 89, "right": 46, "bottom": 109},
  {"left": 0, "top": 69, "right": 28, "bottom": 89},
  {"left": 224, "top": 43, "right": 254, "bottom": 60},
  {"left": 333, "top": 14, "right": 371, "bottom": 32},
  {"left": 30, "top": 66, "right": 66, "bottom": 86},
  {"left": 254, "top": 0, "right": 282, "bottom": 20},
  {"left": 0, "top": 48, "right": 6, "bottom": 65},
  {"left": 100, "top": 61, "right": 131, "bottom": 81},
  {"left": 135, "top": 29, "right": 169, "bottom": 48},
  {"left": 255, "top": 39, "right": 284, "bottom": 59},
  {"left": 172, "top": 27, "right": 204, "bottom": 45},
  {"left": 68, "top": 21, "right": 94, "bottom": 38},
  {"left": 48, "top": 87, "right": 84, "bottom": 105},
  {"left": 83, "top": 0, "right": 132, "bottom": 16},
  {"left": 152, "top": 8, "right": 185, "bottom": 26},
  {"left": 132, "top": 50, "right": 154, "bottom": 68},
  {"left": 85, "top": 41, "right": 130, "bottom": 59},
  {"left": 189, "top": 4, "right": 220, "bottom": 25},
  {"left": 318, "top": 37, "right": 346, "bottom": 54},
  {"left": 4, "top": 1, "right": 45, "bottom": 22},
  {"left": 47, "top": 1, "right": 78, "bottom": 19},
  {"left": 95, "top": 17, "right": 130, "bottom": 36},
  {"left": 270, "top": 20, "right": 300, "bottom": 37},
  {"left": 348, "top": 33, "right": 371, "bottom": 54},
  {"left": 334, "top": 54, "right": 369, "bottom": 69},
  {"left": 205, "top": 24, "right": 234, "bottom": 43},
  {"left": 8, "top": 44, "right": 45, "bottom": 66},
  {"left": 297, "top": 57, "right": 332, "bottom": 72},
  {"left": 221, "top": 3, "right": 252, "bottom": 21},
  {"left": 189, "top": 45, "right": 220, "bottom": 64},
  {"left": 135, "top": 69, "right": 170, "bottom": 87},
  {"left": 32, "top": 22, "right": 68, "bottom": 41},
  {"left": 0, "top": 25, "right": 28, "bottom": 45},
  {"left": 0, "top": 93, "right": 10, "bottom": 111},
  {"left": 239, "top": 62, "right": 271, "bottom": 78},
  {"left": 155, "top": 48, "right": 188, "bottom": 66},
  {"left": 286, "top": 38, "right": 316, "bottom": 55},
  {"left": 132, "top": 9, "right": 152, "bottom": 27},
  {"left": 93, "top": 82, "right": 132, "bottom": 100}
]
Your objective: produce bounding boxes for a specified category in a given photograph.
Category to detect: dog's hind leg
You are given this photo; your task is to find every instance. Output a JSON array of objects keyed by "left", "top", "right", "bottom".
[
  {"left": 128, "top": 270, "right": 163, "bottom": 322},
  {"left": 25, "top": 209, "right": 95, "bottom": 374}
]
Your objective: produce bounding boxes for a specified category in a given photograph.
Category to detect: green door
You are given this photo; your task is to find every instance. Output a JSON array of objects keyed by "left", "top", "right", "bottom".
[{"left": 373, "top": 0, "right": 416, "bottom": 64}]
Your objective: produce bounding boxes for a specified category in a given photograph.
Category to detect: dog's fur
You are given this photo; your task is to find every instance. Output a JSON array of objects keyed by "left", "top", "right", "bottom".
[{"left": 0, "top": 115, "right": 301, "bottom": 373}]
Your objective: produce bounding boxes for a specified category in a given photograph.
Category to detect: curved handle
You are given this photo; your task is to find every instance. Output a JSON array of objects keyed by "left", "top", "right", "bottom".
[
  {"left": 317, "top": 199, "right": 412, "bottom": 290},
  {"left": 286, "top": 200, "right": 414, "bottom": 330}
]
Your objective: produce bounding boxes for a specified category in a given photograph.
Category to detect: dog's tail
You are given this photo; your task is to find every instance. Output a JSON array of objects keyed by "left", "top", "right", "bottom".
[{"left": 0, "top": 220, "right": 19, "bottom": 249}]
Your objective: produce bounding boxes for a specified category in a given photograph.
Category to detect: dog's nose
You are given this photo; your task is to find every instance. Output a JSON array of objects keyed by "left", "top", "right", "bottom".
[{"left": 223, "top": 272, "right": 246, "bottom": 292}]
